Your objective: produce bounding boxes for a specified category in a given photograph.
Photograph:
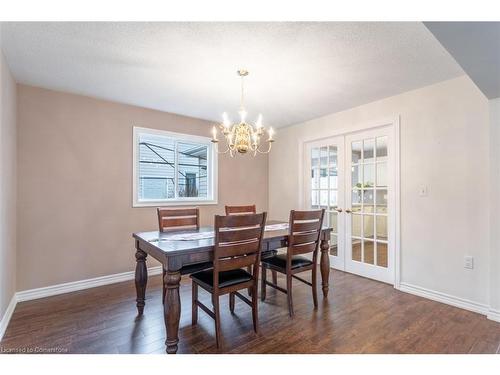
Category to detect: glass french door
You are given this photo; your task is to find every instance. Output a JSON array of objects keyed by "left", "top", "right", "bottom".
[
  {"left": 344, "top": 127, "right": 394, "bottom": 283},
  {"left": 305, "top": 126, "right": 394, "bottom": 284},
  {"left": 306, "top": 136, "right": 345, "bottom": 269}
]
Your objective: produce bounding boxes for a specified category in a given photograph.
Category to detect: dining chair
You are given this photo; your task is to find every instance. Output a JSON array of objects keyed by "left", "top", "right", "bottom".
[
  {"left": 157, "top": 207, "right": 200, "bottom": 303},
  {"left": 225, "top": 204, "right": 256, "bottom": 215},
  {"left": 157, "top": 207, "right": 200, "bottom": 232},
  {"left": 225, "top": 205, "right": 278, "bottom": 294},
  {"left": 190, "top": 212, "right": 267, "bottom": 348},
  {"left": 260, "top": 209, "right": 325, "bottom": 317}
]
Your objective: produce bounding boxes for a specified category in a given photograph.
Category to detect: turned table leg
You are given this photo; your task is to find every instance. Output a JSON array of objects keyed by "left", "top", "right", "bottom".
[
  {"left": 320, "top": 238, "right": 330, "bottom": 298},
  {"left": 135, "top": 248, "right": 148, "bottom": 316},
  {"left": 164, "top": 270, "right": 181, "bottom": 354}
]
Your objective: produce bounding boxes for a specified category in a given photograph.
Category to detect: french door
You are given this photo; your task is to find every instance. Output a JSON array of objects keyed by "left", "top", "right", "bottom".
[{"left": 305, "top": 126, "right": 395, "bottom": 284}]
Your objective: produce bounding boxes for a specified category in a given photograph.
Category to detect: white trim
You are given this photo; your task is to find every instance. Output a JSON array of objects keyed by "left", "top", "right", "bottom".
[
  {"left": 0, "top": 295, "right": 18, "bottom": 341},
  {"left": 399, "top": 282, "right": 489, "bottom": 316},
  {"left": 16, "top": 266, "right": 162, "bottom": 303},
  {"left": 132, "top": 126, "right": 218, "bottom": 207},
  {"left": 487, "top": 308, "right": 500, "bottom": 323}
]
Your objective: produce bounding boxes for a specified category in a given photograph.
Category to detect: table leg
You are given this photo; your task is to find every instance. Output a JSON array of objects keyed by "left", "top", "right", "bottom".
[
  {"left": 135, "top": 248, "right": 148, "bottom": 316},
  {"left": 164, "top": 270, "right": 181, "bottom": 354},
  {"left": 320, "top": 238, "right": 330, "bottom": 298}
]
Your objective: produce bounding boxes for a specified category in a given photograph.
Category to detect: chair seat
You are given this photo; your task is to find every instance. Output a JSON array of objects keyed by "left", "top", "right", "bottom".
[
  {"left": 261, "top": 253, "right": 313, "bottom": 270},
  {"left": 190, "top": 268, "right": 252, "bottom": 289}
]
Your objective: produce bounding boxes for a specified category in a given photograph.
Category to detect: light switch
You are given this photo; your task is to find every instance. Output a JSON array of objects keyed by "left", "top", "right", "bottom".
[{"left": 419, "top": 185, "right": 428, "bottom": 197}]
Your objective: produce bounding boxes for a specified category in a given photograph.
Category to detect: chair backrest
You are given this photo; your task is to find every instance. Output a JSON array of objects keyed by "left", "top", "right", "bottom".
[
  {"left": 157, "top": 207, "right": 200, "bottom": 232},
  {"left": 213, "top": 212, "right": 267, "bottom": 286},
  {"left": 287, "top": 209, "right": 325, "bottom": 261},
  {"left": 225, "top": 205, "right": 257, "bottom": 215}
]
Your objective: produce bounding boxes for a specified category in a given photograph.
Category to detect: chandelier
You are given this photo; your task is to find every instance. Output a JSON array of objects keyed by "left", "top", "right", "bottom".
[{"left": 211, "top": 69, "right": 274, "bottom": 157}]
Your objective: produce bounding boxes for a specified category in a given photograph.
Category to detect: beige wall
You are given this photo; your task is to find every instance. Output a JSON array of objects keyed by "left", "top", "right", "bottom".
[
  {"left": 269, "top": 75, "right": 490, "bottom": 306},
  {"left": 16, "top": 85, "right": 268, "bottom": 291},
  {"left": 0, "top": 50, "right": 17, "bottom": 319}
]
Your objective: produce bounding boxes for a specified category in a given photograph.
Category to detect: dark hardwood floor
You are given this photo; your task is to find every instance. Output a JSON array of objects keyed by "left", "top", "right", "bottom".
[{"left": 1, "top": 269, "right": 500, "bottom": 354}]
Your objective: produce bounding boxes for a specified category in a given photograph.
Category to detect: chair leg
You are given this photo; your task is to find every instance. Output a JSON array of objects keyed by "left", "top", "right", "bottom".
[
  {"left": 312, "top": 267, "right": 318, "bottom": 309},
  {"left": 191, "top": 282, "right": 198, "bottom": 325},
  {"left": 229, "top": 292, "right": 235, "bottom": 313},
  {"left": 247, "top": 265, "right": 253, "bottom": 296},
  {"left": 213, "top": 295, "right": 222, "bottom": 349},
  {"left": 286, "top": 272, "right": 294, "bottom": 317},
  {"left": 272, "top": 270, "right": 278, "bottom": 284},
  {"left": 261, "top": 267, "right": 267, "bottom": 301},
  {"left": 252, "top": 284, "right": 259, "bottom": 333}
]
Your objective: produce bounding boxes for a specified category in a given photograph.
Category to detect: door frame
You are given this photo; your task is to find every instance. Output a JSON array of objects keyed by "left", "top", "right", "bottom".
[{"left": 298, "top": 116, "right": 401, "bottom": 288}]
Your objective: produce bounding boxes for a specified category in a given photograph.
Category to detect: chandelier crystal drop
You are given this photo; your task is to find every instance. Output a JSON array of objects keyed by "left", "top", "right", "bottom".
[{"left": 211, "top": 69, "right": 274, "bottom": 157}]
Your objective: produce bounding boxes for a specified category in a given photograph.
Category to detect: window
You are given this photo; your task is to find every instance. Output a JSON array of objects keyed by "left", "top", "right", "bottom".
[{"left": 133, "top": 127, "right": 217, "bottom": 206}]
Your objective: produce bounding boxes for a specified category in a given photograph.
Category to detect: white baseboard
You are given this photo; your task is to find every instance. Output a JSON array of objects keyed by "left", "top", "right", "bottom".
[
  {"left": 0, "top": 294, "right": 18, "bottom": 341},
  {"left": 399, "top": 282, "right": 489, "bottom": 316},
  {"left": 487, "top": 308, "right": 500, "bottom": 323},
  {"left": 16, "top": 266, "right": 162, "bottom": 303}
]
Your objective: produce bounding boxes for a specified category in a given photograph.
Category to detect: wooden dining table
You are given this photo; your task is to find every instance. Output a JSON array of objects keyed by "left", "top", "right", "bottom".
[{"left": 132, "top": 220, "right": 332, "bottom": 354}]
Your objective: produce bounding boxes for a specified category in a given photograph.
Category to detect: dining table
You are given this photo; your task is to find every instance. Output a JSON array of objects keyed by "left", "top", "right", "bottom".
[{"left": 132, "top": 220, "right": 332, "bottom": 354}]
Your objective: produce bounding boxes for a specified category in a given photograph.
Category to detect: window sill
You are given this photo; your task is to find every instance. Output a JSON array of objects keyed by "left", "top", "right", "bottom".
[{"left": 133, "top": 199, "right": 218, "bottom": 208}]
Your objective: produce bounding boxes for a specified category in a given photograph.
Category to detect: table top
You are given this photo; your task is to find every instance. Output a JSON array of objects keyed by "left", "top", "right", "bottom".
[{"left": 133, "top": 220, "right": 332, "bottom": 256}]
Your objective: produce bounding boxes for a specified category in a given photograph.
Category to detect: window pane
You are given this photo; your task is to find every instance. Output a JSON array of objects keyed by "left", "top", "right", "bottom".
[
  {"left": 352, "top": 165, "right": 362, "bottom": 187},
  {"left": 363, "top": 189, "right": 374, "bottom": 212},
  {"left": 352, "top": 214, "right": 362, "bottom": 237},
  {"left": 311, "top": 147, "right": 320, "bottom": 167},
  {"left": 363, "top": 139, "right": 375, "bottom": 162},
  {"left": 311, "top": 168, "right": 319, "bottom": 189},
  {"left": 329, "top": 190, "right": 338, "bottom": 208},
  {"left": 330, "top": 234, "right": 338, "bottom": 256},
  {"left": 364, "top": 215, "right": 375, "bottom": 239},
  {"left": 376, "top": 242, "right": 388, "bottom": 267},
  {"left": 138, "top": 132, "right": 176, "bottom": 200},
  {"left": 376, "top": 189, "right": 388, "bottom": 213},
  {"left": 320, "top": 168, "right": 328, "bottom": 189},
  {"left": 376, "top": 215, "right": 388, "bottom": 241},
  {"left": 177, "top": 142, "right": 208, "bottom": 198},
  {"left": 320, "top": 146, "right": 328, "bottom": 166},
  {"left": 363, "top": 163, "right": 375, "bottom": 187},
  {"left": 376, "top": 162, "right": 387, "bottom": 187},
  {"left": 329, "top": 146, "right": 337, "bottom": 167},
  {"left": 363, "top": 240, "right": 375, "bottom": 264},
  {"left": 376, "top": 136, "right": 388, "bottom": 161},
  {"left": 328, "top": 168, "right": 338, "bottom": 189},
  {"left": 311, "top": 190, "right": 319, "bottom": 207},
  {"left": 320, "top": 190, "right": 328, "bottom": 208},
  {"left": 352, "top": 141, "right": 362, "bottom": 164}
]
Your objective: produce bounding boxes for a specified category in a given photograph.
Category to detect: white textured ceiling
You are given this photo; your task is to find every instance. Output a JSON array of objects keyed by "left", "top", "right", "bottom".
[{"left": 0, "top": 22, "right": 464, "bottom": 128}]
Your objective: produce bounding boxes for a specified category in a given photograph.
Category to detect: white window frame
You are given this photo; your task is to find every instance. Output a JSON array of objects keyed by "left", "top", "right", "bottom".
[{"left": 132, "top": 126, "right": 218, "bottom": 207}]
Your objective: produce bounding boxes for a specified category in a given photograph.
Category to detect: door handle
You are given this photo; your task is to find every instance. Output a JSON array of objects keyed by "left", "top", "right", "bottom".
[
  {"left": 345, "top": 209, "right": 352, "bottom": 214},
  {"left": 334, "top": 207, "right": 343, "bottom": 213}
]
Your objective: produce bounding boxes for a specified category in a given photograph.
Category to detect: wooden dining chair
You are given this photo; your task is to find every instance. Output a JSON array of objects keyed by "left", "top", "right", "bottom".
[
  {"left": 157, "top": 207, "right": 200, "bottom": 232},
  {"left": 225, "top": 205, "right": 278, "bottom": 294},
  {"left": 157, "top": 207, "right": 200, "bottom": 303},
  {"left": 190, "top": 212, "right": 267, "bottom": 348},
  {"left": 260, "top": 209, "right": 325, "bottom": 317},
  {"left": 225, "top": 205, "right": 256, "bottom": 215}
]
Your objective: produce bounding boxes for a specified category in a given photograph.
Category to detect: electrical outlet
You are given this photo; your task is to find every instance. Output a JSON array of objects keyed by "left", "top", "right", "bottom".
[
  {"left": 419, "top": 185, "right": 428, "bottom": 197},
  {"left": 464, "top": 256, "right": 474, "bottom": 269}
]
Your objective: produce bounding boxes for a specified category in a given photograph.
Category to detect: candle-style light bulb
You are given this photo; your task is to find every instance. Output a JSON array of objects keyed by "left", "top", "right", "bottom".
[
  {"left": 212, "top": 126, "right": 218, "bottom": 140},
  {"left": 222, "top": 112, "right": 230, "bottom": 128},
  {"left": 256, "top": 114, "right": 263, "bottom": 129},
  {"left": 239, "top": 109, "right": 247, "bottom": 123},
  {"left": 268, "top": 127, "right": 274, "bottom": 140}
]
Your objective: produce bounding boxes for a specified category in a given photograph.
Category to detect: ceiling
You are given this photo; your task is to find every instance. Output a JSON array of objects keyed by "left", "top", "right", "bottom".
[
  {"left": 0, "top": 22, "right": 464, "bottom": 128},
  {"left": 425, "top": 22, "right": 500, "bottom": 99}
]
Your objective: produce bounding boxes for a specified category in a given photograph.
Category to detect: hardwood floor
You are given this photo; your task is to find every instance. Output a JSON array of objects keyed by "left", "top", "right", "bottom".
[{"left": 1, "top": 269, "right": 500, "bottom": 354}]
